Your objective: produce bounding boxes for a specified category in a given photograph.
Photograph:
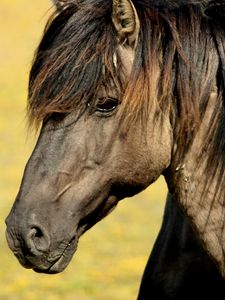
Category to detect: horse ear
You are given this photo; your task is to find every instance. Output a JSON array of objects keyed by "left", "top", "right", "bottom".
[
  {"left": 52, "top": 0, "right": 66, "bottom": 11},
  {"left": 112, "top": 0, "right": 140, "bottom": 48}
]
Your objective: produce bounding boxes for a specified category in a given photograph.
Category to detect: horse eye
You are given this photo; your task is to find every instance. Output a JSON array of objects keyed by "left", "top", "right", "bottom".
[
  {"left": 95, "top": 97, "right": 119, "bottom": 113},
  {"left": 50, "top": 112, "right": 67, "bottom": 122}
]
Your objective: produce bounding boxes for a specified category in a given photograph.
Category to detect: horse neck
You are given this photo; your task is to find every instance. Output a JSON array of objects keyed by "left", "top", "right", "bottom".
[{"left": 165, "top": 88, "right": 225, "bottom": 277}]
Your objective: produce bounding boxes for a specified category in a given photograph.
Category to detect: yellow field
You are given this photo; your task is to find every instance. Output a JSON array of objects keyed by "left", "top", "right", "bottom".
[{"left": 0, "top": 1, "right": 167, "bottom": 299}]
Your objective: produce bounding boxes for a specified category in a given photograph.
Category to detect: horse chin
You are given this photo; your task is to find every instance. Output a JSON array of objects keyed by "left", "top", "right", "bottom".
[{"left": 40, "top": 195, "right": 119, "bottom": 274}]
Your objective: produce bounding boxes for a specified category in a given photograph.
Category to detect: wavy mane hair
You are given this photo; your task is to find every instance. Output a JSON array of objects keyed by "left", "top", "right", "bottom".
[{"left": 28, "top": 0, "right": 225, "bottom": 199}]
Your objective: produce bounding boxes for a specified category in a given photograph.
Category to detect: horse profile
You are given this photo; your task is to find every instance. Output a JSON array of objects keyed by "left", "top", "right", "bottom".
[{"left": 6, "top": 0, "right": 225, "bottom": 298}]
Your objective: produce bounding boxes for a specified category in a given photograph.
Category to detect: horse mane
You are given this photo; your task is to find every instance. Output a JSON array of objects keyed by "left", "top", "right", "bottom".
[
  {"left": 28, "top": 1, "right": 123, "bottom": 127},
  {"left": 28, "top": 0, "right": 225, "bottom": 198}
]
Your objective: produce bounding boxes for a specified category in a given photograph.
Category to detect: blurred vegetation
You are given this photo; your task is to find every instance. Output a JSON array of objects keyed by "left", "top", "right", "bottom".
[{"left": 0, "top": 1, "right": 167, "bottom": 299}]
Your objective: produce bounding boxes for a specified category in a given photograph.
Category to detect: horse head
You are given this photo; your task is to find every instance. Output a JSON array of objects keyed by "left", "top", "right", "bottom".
[
  {"left": 5, "top": 0, "right": 172, "bottom": 273},
  {"left": 6, "top": 0, "right": 225, "bottom": 277}
]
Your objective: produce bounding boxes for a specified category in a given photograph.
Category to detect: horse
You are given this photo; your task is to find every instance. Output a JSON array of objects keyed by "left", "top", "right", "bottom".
[{"left": 5, "top": 0, "right": 225, "bottom": 298}]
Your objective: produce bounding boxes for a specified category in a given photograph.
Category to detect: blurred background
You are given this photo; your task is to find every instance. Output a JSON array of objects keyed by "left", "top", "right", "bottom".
[{"left": 0, "top": 0, "right": 167, "bottom": 299}]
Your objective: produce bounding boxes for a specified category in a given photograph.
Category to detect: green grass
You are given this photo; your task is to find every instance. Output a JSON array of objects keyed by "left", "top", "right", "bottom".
[{"left": 0, "top": 1, "right": 167, "bottom": 299}]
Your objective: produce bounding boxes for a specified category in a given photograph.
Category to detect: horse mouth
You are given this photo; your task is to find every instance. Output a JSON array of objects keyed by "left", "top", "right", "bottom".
[
  {"left": 6, "top": 225, "right": 79, "bottom": 274},
  {"left": 6, "top": 193, "right": 118, "bottom": 275},
  {"left": 34, "top": 236, "right": 78, "bottom": 274}
]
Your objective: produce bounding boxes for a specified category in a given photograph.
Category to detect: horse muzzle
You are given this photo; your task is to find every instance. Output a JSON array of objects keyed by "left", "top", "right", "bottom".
[{"left": 5, "top": 216, "right": 78, "bottom": 274}]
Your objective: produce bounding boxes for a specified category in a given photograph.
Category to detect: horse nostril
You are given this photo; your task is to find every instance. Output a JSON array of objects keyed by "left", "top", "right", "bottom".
[
  {"left": 31, "top": 227, "right": 43, "bottom": 239},
  {"left": 26, "top": 226, "right": 50, "bottom": 254}
]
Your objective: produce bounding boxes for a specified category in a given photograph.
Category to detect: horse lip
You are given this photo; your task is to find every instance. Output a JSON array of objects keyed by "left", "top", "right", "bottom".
[
  {"left": 5, "top": 228, "right": 33, "bottom": 269},
  {"left": 34, "top": 236, "right": 78, "bottom": 274}
]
